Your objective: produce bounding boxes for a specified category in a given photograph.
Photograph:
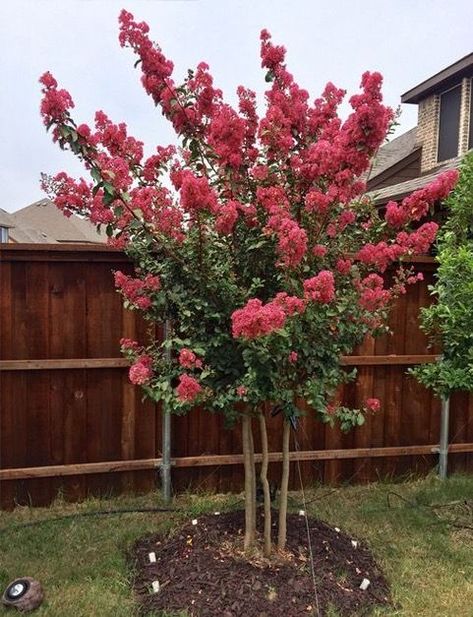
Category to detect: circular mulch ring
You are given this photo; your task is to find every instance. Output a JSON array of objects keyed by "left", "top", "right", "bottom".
[{"left": 130, "top": 509, "right": 391, "bottom": 616}]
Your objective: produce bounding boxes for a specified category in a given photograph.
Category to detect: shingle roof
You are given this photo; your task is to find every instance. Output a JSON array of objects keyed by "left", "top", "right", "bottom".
[
  {"left": 0, "top": 208, "right": 16, "bottom": 229},
  {"left": 1, "top": 206, "right": 59, "bottom": 243},
  {"left": 367, "top": 127, "right": 419, "bottom": 182},
  {"left": 12, "top": 199, "right": 105, "bottom": 244},
  {"left": 368, "top": 156, "right": 461, "bottom": 205}
]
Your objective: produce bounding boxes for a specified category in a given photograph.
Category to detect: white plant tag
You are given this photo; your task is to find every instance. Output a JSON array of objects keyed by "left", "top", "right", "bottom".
[
  {"left": 360, "top": 578, "right": 370, "bottom": 591},
  {"left": 152, "top": 580, "right": 160, "bottom": 594},
  {"left": 214, "top": 511, "right": 220, "bottom": 516},
  {"left": 148, "top": 552, "right": 156, "bottom": 563},
  {"left": 298, "top": 510, "right": 305, "bottom": 516},
  {"left": 351, "top": 540, "right": 358, "bottom": 549},
  {"left": 335, "top": 527, "right": 340, "bottom": 533},
  {"left": 192, "top": 519, "right": 198, "bottom": 526}
]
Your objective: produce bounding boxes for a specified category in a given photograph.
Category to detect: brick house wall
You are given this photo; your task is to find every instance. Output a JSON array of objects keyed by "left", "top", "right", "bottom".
[{"left": 417, "top": 77, "right": 472, "bottom": 173}]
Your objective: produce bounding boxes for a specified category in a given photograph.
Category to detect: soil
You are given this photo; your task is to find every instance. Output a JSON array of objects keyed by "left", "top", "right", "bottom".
[{"left": 129, "top": 509, "right": 391, "bottom": 616}]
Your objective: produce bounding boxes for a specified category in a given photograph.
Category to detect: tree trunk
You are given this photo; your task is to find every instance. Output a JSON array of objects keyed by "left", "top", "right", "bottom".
[
  {"left": 278, "top": 419, "right": 291, "bottom": 551},
  {"left": 259, "top": 410, "right": 272, "bottom": 557},
  {"left": 242, "top": 413, "right": 256, "bottom": 550},
  {"left": 248, "top": 414, "right": 257, "bottom": 535}
]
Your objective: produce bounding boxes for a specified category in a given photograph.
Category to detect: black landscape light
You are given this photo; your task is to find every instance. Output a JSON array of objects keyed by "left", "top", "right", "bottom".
[
  {"left": 5, "top": 579, "right": 30, "bottom": 601},
  {"left": 2, "top": 577, "right": 44, "bottom": 611}
]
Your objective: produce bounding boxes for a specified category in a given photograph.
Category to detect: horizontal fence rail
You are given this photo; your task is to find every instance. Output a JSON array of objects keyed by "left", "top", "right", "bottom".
[
  {"left": 0, "top": 354, "right": 439, "bottom": 371},
  {"left": 3, "top": 443, "right": 473, "bottom": 481}
]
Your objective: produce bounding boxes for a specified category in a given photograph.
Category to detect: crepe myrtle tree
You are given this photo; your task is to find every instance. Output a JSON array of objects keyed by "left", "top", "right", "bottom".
[{"left": 39, "top": 9, "right": 458, "bottom": 555}]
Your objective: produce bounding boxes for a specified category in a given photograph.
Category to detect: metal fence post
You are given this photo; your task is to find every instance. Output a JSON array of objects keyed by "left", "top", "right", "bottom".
[
  {"left": 438, "top": 396, "right": 450, "bottom": 480},
  {"left": 161, "top": 320, "right": 172, "bottom": 503}
]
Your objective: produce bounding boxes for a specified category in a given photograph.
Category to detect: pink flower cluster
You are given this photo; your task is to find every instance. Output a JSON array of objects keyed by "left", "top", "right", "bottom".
[
  {"left": 260, "top": 29, "right": 286, "bottom": 70},
  {"left": 356, "top": 241, "right": 404, "bottom": 273},
  {"left": 176, "top": 374, "right": 202, "bottom": 402},
  {"left": 129, "top": 355, "right": 153, "bottom": 385},
  {"left": 256, "top": 186, "right": 308, "bottom": 267},
  {"left": 232, "top": 298, "right": 286, "bottom": 339},
  {"left": 232, "top": 290, "right": 306, "bottom": 339},
  {"left": 385, "top": 170, "right": 459, "bottom": 228},
  {"left": 208, "top": 105, "right": 246, "bottom": 168},
  {"left": 96, "top": 152, "right": 132, "bottom": 192},
  {"left": 288, "top": 351, "right": 298, "bottom": 363},
  {"left": 94, "top": 110, "right": 143, "bottom": 165},
  {"left": 129, "top": 186, "right": 184, "bottom": 241},
  {"left": 142, "top": 145, "right": 176, "bottom": 183},
  {"left": 177, "top": 170, "right": 218, "bottom": 215},
  {"left": 118, "top": 9, "right": 174, "bottom": 107},
  {"left": 236, "top": 385, "right": 247, "bottom": 397},
  {"left": 275, "top": 218, "right": 308, "bottom": 268},
  {"left": 120, "top": 338, "right": 140, "bottom": 352},
  {"left": 39, "top": 72, "right": 74, "bottom": 127},
  {"left": 114, "top": 271, "right": 161, "bottom": 309},
  {"left": 303, "top": 270, "right": 335, "bottom": 303},
  {"left": 43, "top": 172, "right": 91, "bottom": 218},
  {"left": 364, "top": 398, "right": 380, "bottom": 412},
  {"left": 273, "top": 292, "right": 305, "bottom": 315},
  {"left": 396, "top": 222, "right": 439, "bottom": 255},
  {"left": 336, "top": 258, "right": 352, "bottom": 275},
  {"left": 215, "top": 201, "right": 240, "bottom": 235},
  {"left": 178, "top": 348, "right": 203, "bottom": 369},
  {"left": 357, "top": 274, "right": 391, "bottom": 312}
]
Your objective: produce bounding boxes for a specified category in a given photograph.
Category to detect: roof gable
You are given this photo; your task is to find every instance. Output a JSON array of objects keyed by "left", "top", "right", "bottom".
[
  {"left": 12, "top": 199, "right": 105, "bottom": 244},
  {"left": 367, "top": 127, "right": 420, "bottom": 187},
  {"left": 401, "top": 52, "right": 473, "bottom": 104}
]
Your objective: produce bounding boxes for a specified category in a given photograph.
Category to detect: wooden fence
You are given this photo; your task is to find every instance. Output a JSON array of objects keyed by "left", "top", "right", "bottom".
[{"left": 1, "top": 244, "right": 473, "bottom": 509}]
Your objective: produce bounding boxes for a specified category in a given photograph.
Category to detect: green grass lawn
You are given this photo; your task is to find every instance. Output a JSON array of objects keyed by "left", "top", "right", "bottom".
[{"left": 0, "top": 474, "right": 472, "bottom": 616}]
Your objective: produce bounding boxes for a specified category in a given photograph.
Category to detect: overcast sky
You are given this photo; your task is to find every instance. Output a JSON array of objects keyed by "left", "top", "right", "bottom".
[{"left": 1, "top": 0, "right": 472, "bottom": 212}]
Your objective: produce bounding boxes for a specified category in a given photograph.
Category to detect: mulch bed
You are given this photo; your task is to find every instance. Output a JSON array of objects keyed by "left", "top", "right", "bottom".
[{"left": 129, "top": 509, "right": 391, "bottom": 616}]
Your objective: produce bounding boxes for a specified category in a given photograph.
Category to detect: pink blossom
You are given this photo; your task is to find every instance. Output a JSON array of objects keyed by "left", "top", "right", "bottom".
[
  {"left": 39, "top": 73, "right": 74, "bottom": 126},
  {"left": 118, "top": 9, "right": 174, "bottom": 106},
  {"left": 178, "top": 348, "right": 203, "bottom": 369},
  {"left": 273, "top": 292, "right": 305, "bottom": 316},
  {"left": 180, "top": 171, "right": 218, "bottom": 214},
  {"left": 232, "top": 298, "right": 287, "bottom": 339},
  {"left": 385, "top": 200, "right": 408, "bottom": 228},
  {"left": 250, "top": 165, "right": 269, "bottom": 181},
  {"left": 120, "top": 338, "right": 140, "bottom": 351},
  {"left": 336, "top": 259, "right": 352, "bottom": 275},
  {"left": 94, "top": 110, "right": 144, "bottom": 165},
  {"left": 396, "top": 222, "right": 438, "bottom": 255},
  {"left": 236, "top": 385, "right": 247, "bottom": 397},
  {"left": 176, "top": 374, "right": 202, "bottom": 402},
  {"left": 356, "top": 241, "right": 405, "bottom": 273},
  {"left": 303, "top": 270, "right": 335, "bottom": 303},
  {"left": 312, "top": 245, "right": 328, "bottom": 258},
  {"left": 114, "top": 270, "right": 160, "bottom": 309},
  {"left": 260, "top": 29, "right": 286, "bottom": 70},
  {"left": 208, "top": 105, "right": 246, "bottom": 168},
  {"left": 216, "top": 201, "right": 239, "bottom": 235},
  {"left": 129, "top": 355, "right": 153, "bottom": 385},
  {"left": 358, "top": 274, "right": 390, "bottom": 311},
  {"left": 275, "top": 218, "right": 308, "bottom": 267},
  {"left": 365, "top": 398, "right": 380, "bottom": 412},
  {"left": 288, "top": 351, "right": 298, "bottom": 363}
]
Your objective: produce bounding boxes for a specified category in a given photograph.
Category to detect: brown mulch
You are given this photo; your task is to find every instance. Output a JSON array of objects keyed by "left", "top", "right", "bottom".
[{"left": 129, "top": 509, "right": 391, "bottom": 616}]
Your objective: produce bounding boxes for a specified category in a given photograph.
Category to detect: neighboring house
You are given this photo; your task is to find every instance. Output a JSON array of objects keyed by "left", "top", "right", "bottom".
[
  {"left": 368, "top": 52, "right": 473, "bottom": 205},
  {"left": 0, "top": 208, "right": 15, "bottom": 243},
  {"left": 0, "top": 199, "right": 105, "bottom": 244}
]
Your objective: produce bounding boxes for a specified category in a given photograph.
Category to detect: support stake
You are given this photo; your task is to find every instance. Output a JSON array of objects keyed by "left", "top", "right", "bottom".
[
  {"left": 161, "top": 320, "right": 172, "bottom": 503},
  {"left": 438, "top": 395, "right": 450, "bottom": 480}
]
